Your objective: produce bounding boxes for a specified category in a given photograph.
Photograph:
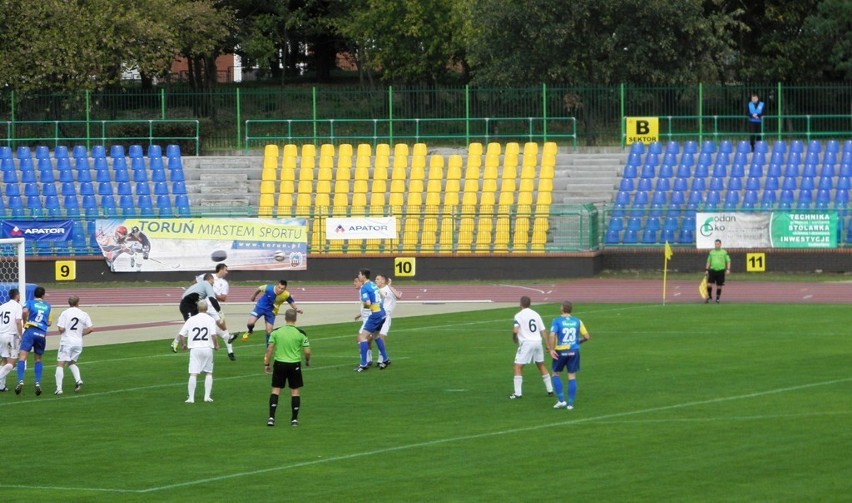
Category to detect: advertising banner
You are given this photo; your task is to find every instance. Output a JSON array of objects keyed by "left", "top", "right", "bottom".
[
  {"left": 95, "top": 218, "right": 307, "bottom": 272},
  {"left": 696, "top": 212, "right": 837, "bottom": 249},
  {"left": 326, "top": 217, "right": 398, "bottom": 240},
  {"left": 1, "top": 220, "right": 73, "bottom": 242}
]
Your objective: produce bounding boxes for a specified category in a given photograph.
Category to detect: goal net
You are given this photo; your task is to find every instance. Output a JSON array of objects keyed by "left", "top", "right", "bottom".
[{"left": 0, "top": 238, "right": 26, "bottom": 303}]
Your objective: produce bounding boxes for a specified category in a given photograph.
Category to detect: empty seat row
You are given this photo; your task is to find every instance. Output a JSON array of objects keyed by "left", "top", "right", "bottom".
[{"left": 1, "top": 144, "right": 182, "bottom": 160}]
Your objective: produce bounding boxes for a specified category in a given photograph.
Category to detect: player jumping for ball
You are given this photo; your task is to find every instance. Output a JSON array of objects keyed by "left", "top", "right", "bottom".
[{"left": 238, "top": 280, "right": 303, "bottom": 345}]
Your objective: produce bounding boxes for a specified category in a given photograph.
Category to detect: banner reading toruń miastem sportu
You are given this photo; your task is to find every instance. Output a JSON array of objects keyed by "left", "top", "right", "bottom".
[
  {"left": 696, "top": 212, "right": 838, "bottom": 249},
  {"left": 95, "top": 218, "right": 307, "bottom": 272}
]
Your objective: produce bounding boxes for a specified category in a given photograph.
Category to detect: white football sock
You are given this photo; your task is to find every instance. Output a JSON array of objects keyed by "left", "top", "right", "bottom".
[
  {"left": 513, "top": 376, "right": 523, "bottom": 396},
  {"left": 55, "top": 366, "right": 64, "bottom": 391},
  {"left": 543, "top": 374, "right": 554, "bottom": 393},
  {"left": 70, "top": 364, "right": 81, "bottom": 383},
  {"left": 204, "top": 374, "right": 213, "bottom": 400},
  {"left": 187, "top": 375, "right": 197, "bottom": 400}
]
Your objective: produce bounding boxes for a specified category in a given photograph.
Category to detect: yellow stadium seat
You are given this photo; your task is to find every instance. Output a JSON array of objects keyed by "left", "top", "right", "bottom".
[
  {"left": 299, "top": 158, "right": 315, "bottom": 181},
  {"left": 463, "top": 178, "right": 479, "bottom": 193},
  {"left": 315, "top": 180, "right": 331, "bottom": 195},
  {"left": 264, "top": 144, "right": 279, "bottom": 159},
  {"left": 279, "top": 180, "right": 294, "bottom": 195},
  {"left": 428, "top": 155, "right": 444, "bottom": 179},
  {"left": 538, "top": 178, "right": 553, "bottom": 193},
  {"left": 505, "top": 142, "right": 520, "bottom": 157},
  {"left": 338, "top": 143, "right": 353, "bottom": 158},
  {"left": 426, "top": 179, "right": 442, "bottom": 193},
  {"left": 261, "top": 168, "right": 276, "bottom": 182},
  {"left": 310, "top": 222, "right": 324, "bottom": 254},
  {"left": 314, "top": 193, "right": 330, "bottom": 209},
  {"left": 445, "top": 179, "right": 460, "bottom": 194},
  {"left": 391, "top": 166, "right": 406, "bottom": 181},
  {"left": 354, "top": 166, "right": 370, "bottom": 181},
  {"left": 447, "top": 155, "right": 463, "bottom": 179},
  {"left": 401, "top": 229, "right": 418, "bottom": 253},
  {"left": 536, "top": 191, "right": 552, "bottom": 205},
  {"left": 464, "top": 166, "right": 480, "bottom": 181},
  {"left": 485, "top": 154, "right": 500, "bottom": 169},
  {"left": 498, "top": 191, "right": 515, "bottom": 207},
  {"left": 502, "top": 166, "right": 518, "bottom": 182},
  {"left": 421, "top": 216, "right": 438, "bottom": 252},
  {"left": 335, "top": 165, "right": 350, "bottom": 183},
  {"left": 363, "top": 239, "right": 381, "bottom": 254},
  {"left": 411, "top": 155, "right": 426, "bottom": 171},
  {"left": 370, "top": 192, "right": 386, "bottom": 208},
  {"left": 517, "top": 192, "right": 534, "bottom": 206},
  {"left": 457, "top": 217, "right": 475, "bottom": 253},
  {"left": 260, "top": 180, "right": 275, "bottom": 194},
  {"left": 482, "top": 178, "right": 498, "bottom": 194},
  {"left": 357, "top": 154, "right": 373, "bottom": 170},
  {"left": 513, "top": 216, "right": 530, "bottom": 251},
  {"left": 357, "top": 144, "right": 372, "bottom": 158},
  {"left": 296, "top": 192, "right": 312, "bottom": 208},
  {"left": 531, "top": 217, "right": 548, "bottom": 253},
  {"left": 466, "top": 152, "right": 481, "bottom": 170},
  {"left": 393, "top": 154, "right": 408, "bottom": 169},
  {"left": 444, "top": 191, "right": 459, "bottom": 207},
  {"left": 301, "top": 144, "right": 316, "bottom": 159},
  {"left": 462, "top": 191, "right": 478, "bottom": 207},
  {"left": 320, "top": 143, "right": 335, "bottom": 158},
  {"left": 259, "top": 192, "right": 274, "bottom": 208},
  {"left": 407, "top": 190, "right": 423, "bottom": 207},
  {"left": 520, "top": 165, "right": 537, "bottom": 180},
  {"left": 485, "top": 142, "right": 502, "bottom": 156},
  {"left": 283, "top": 144, "right": 297, "bottom": 158},
  {"left": 263, "top": 156, "right": 277, "bottom": 170},
  {"left": 338, "top": 154, "right": 352, "bottom": 172},
  {"left": 425, "top": 191, "right": 441, "bottom": 208},
  {"left": 393, "top": 143, "right": 409, "bottom": 159},
  {"left": 493, "top": 216, "right": 511, "bottom": 252},
  {"left": 543, "top": 142, "right": 557, "bottom": 156},
  {"left": 319, "top": 155, "right": 334, "bottom": 170},
  {"left": 390, "top": 179, "right": 406, "bottom": 193},
  {"left": 475, "top": 218, "right": 493, "bottom": 252},
  {"left": 408, "top": 179, "right": 424, "bottom": 193},
  {"left": 480, "top": 192, "right": 495, "bottom": 214},
  {"left": 277, "top": 193, "right": 293, "bottom": 216},
  {"left": 297, "top": 179, "right": 312, "bottom": 194},
  {"left": 483, "top": 165, "right": 498, "bottom": 180},
  {"left": 334, "top": 180, "right": 350, "bottom": 194},
  {"left": 437, "top": 217, "right": 454, "bottom": 254},
  {"left": 540, "top": 163, "right": 554, "bottom": 180},
  {"left": 522, "top": 142, "right": 538, "bottom": 167},
  {"left": 372, "top": 179, "right": 387, "bottom": 194},
  {"left": 332, "top": 202, "right": 349, "bottom": 215},
  {"left": 317, "top": 167, "right": 333, "bottom": 182},
  {"left": 519, "top": 179, "right": 535, "bottom": 192},
  {"left": 373, "top": 165, "right": 389, "bottom": 181},
  {"left": 500, "top": 178, "right": 517, "bottom": 193},
  {"left": 388, "top": 192, "right": 404, "bottom": 208},
  {"left": 412, "top": 143, "right": 427, "bottom": 157},
  {"left": 468, "top": 142, "right": 483, "bottom": 158},
  {"left": 282, "top": 154, "right": 297, "bottom": 172},
  {"left": 376, "top": 143, "right": 391, "bottom": 157},
  {"left": 541, "top": 153, "right": 556, "bottom": 168},
  {"left": 504, "top": 142, "right": 520, "bottom": 169},
  {"left": 353, "top": 180, "right": 369, "bottom": 194}
]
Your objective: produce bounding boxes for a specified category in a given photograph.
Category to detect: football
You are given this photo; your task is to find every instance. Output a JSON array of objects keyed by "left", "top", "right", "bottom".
[
  {"left": 210, "top": 249, "right": 228, "bottom": 262},
  {"left": 274, "top": 251, "right": 286, "bottom": 262}
]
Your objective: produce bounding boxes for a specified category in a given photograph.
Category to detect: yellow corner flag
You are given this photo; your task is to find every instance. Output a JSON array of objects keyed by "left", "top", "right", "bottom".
[
  {"left": 699, "top": 275, "right": 709, "bottom": 299},
  {"left": 664, "top": 241, "right": 673, "bottom": 261},
  {"left": 662, "top": 241, "right": 673, "bottom": 304}
]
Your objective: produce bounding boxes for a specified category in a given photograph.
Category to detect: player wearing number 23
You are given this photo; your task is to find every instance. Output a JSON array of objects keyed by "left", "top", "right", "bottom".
[
  {"left": 178, "top": 300, "right": 219, "bottom": 403},
  {"left": 547, "top": 301, "right": 590, "bottom": 410}
]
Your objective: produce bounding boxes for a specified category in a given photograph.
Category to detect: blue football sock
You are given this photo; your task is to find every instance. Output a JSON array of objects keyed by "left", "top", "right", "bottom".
[
  {"left": 359, "top": 341, "right": 369, "bottom": 367},
  {"left": 551, "top": 376, "right": 564, "bottom": 402},
  {"left": 34, "top": 361, "right": 43, "bottom": 383},
  {"left": 568, "top": 379, "right": 577, "bottom": 405},
  {"left": 375, "top": 338, "right": 388, "bottom": 361},
  {"left": 16, "top": 360, "right": 25, "bottom": 382}
]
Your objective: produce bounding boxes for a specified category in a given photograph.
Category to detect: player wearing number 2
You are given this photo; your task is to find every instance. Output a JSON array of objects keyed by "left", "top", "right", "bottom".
[
  {"left": 547, "top": 301, "right": 590, "bottom": 410},
  {"left": 508, "top": 296, "right": 554, "bottom": 399},
  {"left": 54, "top": 296, "right": 94, "bottom": 395},
  {"left": 15, "top": 286, "right": 52, "bottom": 396},
  {"left": 178, "top": 300, "right": 219, "bottom": 403}
]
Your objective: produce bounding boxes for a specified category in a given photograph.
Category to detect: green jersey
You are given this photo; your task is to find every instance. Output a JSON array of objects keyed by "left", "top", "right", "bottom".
[
  {"left": 269, "top": 324, "right": 309, "bottom": 363},
  {"left": 707, "top": 248, "right": 730, "bottom": 271}
]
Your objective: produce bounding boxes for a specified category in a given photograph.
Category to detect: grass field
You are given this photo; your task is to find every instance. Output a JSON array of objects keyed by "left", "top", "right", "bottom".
[{"left": 2, "top": 302, "right": 850, "bottom": 502}]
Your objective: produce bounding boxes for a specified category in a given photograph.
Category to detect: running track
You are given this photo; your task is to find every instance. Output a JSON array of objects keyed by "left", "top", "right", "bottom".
[{"left": 56, "top": 279, "right": 852, "bottom": 306}]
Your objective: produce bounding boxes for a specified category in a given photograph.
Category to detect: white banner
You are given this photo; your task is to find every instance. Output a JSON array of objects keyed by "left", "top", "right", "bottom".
[
  {"left": 326, "top": 217, "right": 398, "bottom": 240},
  {"left": 696, "top": 212, "right": 838, "bottom": 249}
]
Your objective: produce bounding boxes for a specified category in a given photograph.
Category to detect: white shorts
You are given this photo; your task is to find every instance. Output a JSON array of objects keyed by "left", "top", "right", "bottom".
[
  {"left": 57, "top": 344, "right": 83, "bottom": 362},
  {"left": 379, "top": 316, "right": 392, "bottom": 336},
  {"left": 0, "top": 334, "right": 19, "bottom": 359},
  {"left": 514, "top": 340, "right": 545, "bottom": 365},
  {"left": 188, "top": 347, "right": 214, "bottom": 374}
]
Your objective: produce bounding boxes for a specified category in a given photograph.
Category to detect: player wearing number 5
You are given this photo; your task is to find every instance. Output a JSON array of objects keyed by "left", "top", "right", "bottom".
[
  {"left": 547, "top": 301, "right": 590, "bottom": 410},
  {"left": 178, "top": 300, "right": 220, "bottom": 403},
  {"left": 54, "top": 296, "right": 93, "bottom": 395},
  {"left": 509, "top": 296, "right": 554, "bottom": 400},
  {"left": 15, "top": 286, "right": 52, "bottom": 396}
]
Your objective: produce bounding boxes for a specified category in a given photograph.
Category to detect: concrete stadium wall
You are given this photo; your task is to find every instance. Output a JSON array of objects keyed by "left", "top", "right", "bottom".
[{"left": 24, "top": 249, "right": 852, "bottom": 284}]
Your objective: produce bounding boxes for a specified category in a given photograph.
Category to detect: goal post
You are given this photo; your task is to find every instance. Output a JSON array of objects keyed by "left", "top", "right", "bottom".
[{"left": 0, "top": 238, "right": 26, "bottom": 302}]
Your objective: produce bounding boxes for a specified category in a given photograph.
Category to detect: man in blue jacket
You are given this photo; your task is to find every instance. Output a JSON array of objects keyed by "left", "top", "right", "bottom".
[{"left": 747, "top": 92, "right": 764, "bottom": 152}]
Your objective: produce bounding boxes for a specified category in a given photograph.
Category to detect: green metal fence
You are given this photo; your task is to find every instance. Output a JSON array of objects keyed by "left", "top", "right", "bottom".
[{"left": 1, "top": 83, "right": 849, "bottom": 152}]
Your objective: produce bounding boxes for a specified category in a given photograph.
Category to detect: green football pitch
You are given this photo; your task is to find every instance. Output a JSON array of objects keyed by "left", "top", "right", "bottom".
[{"left": 2, "top": 302, "right": 850, "bottom": 502}]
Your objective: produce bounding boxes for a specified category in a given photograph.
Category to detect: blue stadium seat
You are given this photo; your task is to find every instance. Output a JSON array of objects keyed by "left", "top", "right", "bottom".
[
  {"left": 37, "top": 157, "right": 52, "bottom": 172},
  {"left": 21, "top": 169, "right": 36, "bottom": 183},
  {"left": 678, "top": 227, "right": 694, "bottom": 244},
  {"left": 17, "top": 146, "right": 32, "bottom": 159},
  {"left": 131, "top": 157, "right": 146, "bottom": 172},
  {"left": 690, "top": 178, "right": 706, "bottom": 191},
  {"left": 743, "top": 190, "right": 759, "bottom": 206},
  {"left": 745, "top": 177, "right": 760, "bottom": 191},
  {"left": 662, "top": 153, "right": 677, "bottom": 167},
  {"left": 622, "top": 229, "right": 638, "bottom": 244},
  {"left": 72, "top": 145, "right": 87, "bottom": 159},
  {"left": 26, "top": 194, "right": 41, "bottom": 209},
  {"left": 694, "top": 164, "right": 709, "bottom": 178},
  {"left": 736, "top": 141, "right": 750, "bottom": 154},
  {"left": 683, "top": 141, "right": 698, "bottom": 154},
  {"left": 34, "top": 240, "right": 53, "bottom": 256},
  {"left": 3, "top": 170, "right": 18, "bottom": 184},
  {"left": 633, "top": 191, "right": 649, "bottom": 206},
  {"left": 730, "top": 164, "right": 745, "bottom": 178},
  {"left": 770, "top": 151, "right": 785, "bottom": 165},
  {"left": 171, "top": 181, "right": 187, "bottom": 195},
  {"left": 836, "top": 190, "right": 850, "bottom": 208},
  {"left": 820, "top": 164, "right": 835, "bottom": 178},
  {"left": 802, "top": 163, "right": 817, "bottom": 178},
  {"left": 113, "top": 157, "right": 128, "bottom": 172},
  {"left": 129, "top": 145, "right": 144, "bottom": 158},
  {"left": 698, "top": 153, "right": 713, "bottom": 167},
  {"left": 800, "top": 177, "right": 815, "bottom": 190},
  {"left": 75, "top": 157, "right": 90, "bottom": 171},
  {"left": 676, "top": 164, "right": 691, "bottom": 178},
  {"left": 97, "top": 181, "right": 113, "bottom": 196},
  {"left": 79, "top": 182, "right": 95, "bottom": 196},
  {"left": 149, "top": 156, "right": 164, "bottom": 171},
  {"left": 607, "top": 218, "right": 624, "bottom": 232},
  {"left": 823, "top": 152, "right": 837, "bottom": 167},
  {"left": 176, "top": 204, "right": 191, "bottom": 218},
  {"left": 151, "top": 169, "right": 166, "bottom": 182},
  {"left": 839, "top": 177, "right": 851, "bottom": 190},
  {"left": 780, "top": 189, "right": 795, "bottom": 205},
  {"left": 627, "top": 152, "right": 642, "bottom": 167},
  {"left": 724, "top": 190, "right": 739, "bottom": 206},
  {"left": 148, "top": 145, "right": 162, "bottom": 158},
  {"left": 637, "top": 178, "right": 652, "bottom": 192},
  {"left": 136, "top": 182, "right": 151, "bottom": 195},
  {"left": 82, "top": 195, "right": 97, "bottom": 212},
  {"left": 645, "top": 217, "right": 661, "bottom": 232},
  {"left": 42, "top": 183, "right": 57, "bottom": 196},
  {"left": 841, "top": 164, "right": 852, "bottom": 177},
  {"left": 93, "top": 157, "right": 108, "bottom": 171},
  {"left": 782, "top": 177, "right": 797, "bottom": 190},
  {"left": 59, "top": 170, "right": 74, "bottom": 183},
  {"left": 709, "top": 177, "right": 724, "bottom": 191},
  {"left": 24, "top": 183, "right": 39, "bottom": 197},
  {"left": 764, "top": 177, "right": 779, "bottom": 191},
  {"left": 156, "top": 195, "right": 173, "bottom": 217},
  {"left": 754, "top": 141, "right": 769, "bottom": 154},
  {"left": 1, "top": 158, "right": 14, "bottom": 172},
  {"left": 0, "top": 146, "right": 11, "bottom": 160},
  {"left": 45, "top": 195, "right": 60, "bottom": 210},
  {"left": 63, "top": 195, "right": 79, "bottom": 209},
  {"left": 116, "top": 182, "right": 132, "bottom": 196},
  {"left": 167, "top": 156, "right": 183, "bottom": 170},
  {"left": 733, "top": 152, "right": 749, "bottom": 165},
  {"left": 764, "top": 164, "right": 779, "bottom": 178},
  {"left": 761, "top": 190, "right": 777, "bottom": 208},
  {"left": 661, "top": 228, "right": 676, "bottom": 243},
  {"left": 611, "top": 203, "right": 626, "bottom": 217},
  {"left": 648, "top": 203, "right": 664, "bottom": 217},
  {"left": 114, "top": 169, "right": 130, "bottom": 183},
  {"left": 630, "top": 142, "right": 645, "bottom": 155},
  {"left": 640, "top": 165, "right": 656, "bottom": 179},
  {"left": 154, "top": 182, "right": 169, "bottom": 196},
  {"left": 92, "top": 145, "right": 106, "bottom": 158},
  {"left": 772, "top": 140, "right": 787, "bottom": 154},
  {"left": 96, "top": 169, "right": 111, "bottom": 183},
  {"left": 706, "top": 190, "right": 721, "bottom": 205},
  {"left": 816, "top": 189, "right": 831, "bottom": 205},
  {"left": 655, "top": 178, "right": 670, "bottom": 192},
  {"left": 169, "top": 168, "right": 185, "bottom": 182},
  {"left": 672, "top": 178, "right": 688, "bottom": 192},
  {"left": 619, "top": 178, "right": 634, "bottom": 192},
  {"left": 119, "top": 194, "right": 134, "bottom": 208},
  {"left": 77, "top": 169, "right": 92, "bottom": 183},
  {"left": 718, "top": 140, "right": 732, "bottom": 154},
  {"left": 807, "top": 140, "right": 821, "bottom": 154},
  {"left": 798, "top": 189, "right": 813, "bottom": 207},
  {"left": 825, "top": 140, "right": 839, "bottom": 154},
  {"left": 8, "top": 195, "right": 23, "bottom": 209},
  {"left": 101, "top": 195, "right": 117, "bottom": 216},
  {"left": 728, "top": 177, "right": 743, "bottom": 191},
  {"left": 670, "top": 190, "right": 686, "bottom": 206},
  {"left": 166, "top": 144, "right": 181, "bottom": 158},
  {"left": 138, "top": 194, "right": 153, "bottom": 210},
  {"left": 648, "top": 142, "right": 663, "bottom": 155},
  {"left": 110, "top": 145, "right": 125, "bottom": 158},
  {"left": 701, "top": 141, "right": 715, "bottom": 154},
  {"left": 816, "top": 176, "right": 832, "bottom": 191},
  {"left": 605, "top": 230, "right": 620, "bottom": 244},
  {"left": 641, "top": 229, "right": 658, "bottom": 244},
  {"left": 663, "top": 216, "right": 679, "bottom": 231},
  {"left": 133, "top": 168, "right": 148, "bottom": 183},
  {"left": 652, "top": 191, "right": 667, "bottom": 205}
]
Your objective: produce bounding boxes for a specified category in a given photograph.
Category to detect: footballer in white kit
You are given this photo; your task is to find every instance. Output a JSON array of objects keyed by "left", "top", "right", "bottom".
[
  {"left": 196, "top": 263, "right": 235, "bottom": 360},
  {"left": 0, "top": 289, "right": 24, "bottom": 391},
  {"left": 509, "top": 296, "right": 553, "bottom": 399},
  {"left": 178, "top": 301, "right": 219, "bottom": 403},
  {"left": 54, "top": 296, "right": 94, "bottom": 394}
]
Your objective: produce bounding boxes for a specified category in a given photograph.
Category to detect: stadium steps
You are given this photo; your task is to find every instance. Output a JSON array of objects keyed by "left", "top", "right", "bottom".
[
  {"left": 187, "top": 158, "right": 253, "bottom": 209},
  {"left": 559, "top": 153, "right": 625, "bottom": 205}
]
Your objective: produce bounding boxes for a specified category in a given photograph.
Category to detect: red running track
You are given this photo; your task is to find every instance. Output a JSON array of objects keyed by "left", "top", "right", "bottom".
[{"left": 46, "top": 279, "right": 852, "bottom": 306}]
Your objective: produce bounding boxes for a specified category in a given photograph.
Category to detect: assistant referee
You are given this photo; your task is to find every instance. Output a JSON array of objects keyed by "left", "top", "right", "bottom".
[{"left": 704, "top": 239, "right": 731, "bottom": 303}]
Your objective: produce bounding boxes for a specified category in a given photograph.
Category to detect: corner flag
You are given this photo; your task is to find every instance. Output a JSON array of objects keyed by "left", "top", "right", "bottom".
[
  {"left": 662, "top": 241, "right": 673, "bottom": 304},
  {"left": 664, "top": 241, "right": 673, "bottom": 261}
]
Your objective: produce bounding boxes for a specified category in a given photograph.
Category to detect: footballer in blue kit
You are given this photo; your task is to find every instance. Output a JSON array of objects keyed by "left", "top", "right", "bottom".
[
  {"left": 547, "top": 301, "right": 590, "bottom": 410},
  {"left": 355, "top": 269, "right": 388, "bottom": 371},
  {"left": 15, "top": 286, "right": 52, "bottom": 395},
  {"left": 244, "top": 280, "right": 302, "bottom": 344}
]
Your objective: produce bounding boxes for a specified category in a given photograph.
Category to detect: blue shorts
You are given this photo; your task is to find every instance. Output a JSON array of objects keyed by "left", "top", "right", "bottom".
[
  {"left": 552, "top": 350, "right": 580, "bottom": 374},
  {"left": 362, "top": 312, "right": 386, "bottom": 334},
  {"left": 20, "top": 328, "right": 47, "bottom": 355},
  {"left": 250, "top": 306, "right": 276, "bottom": 326}
]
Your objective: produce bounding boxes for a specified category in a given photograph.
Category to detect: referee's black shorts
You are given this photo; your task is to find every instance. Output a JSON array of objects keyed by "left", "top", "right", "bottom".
[
  {"left": 271, "top": 361, "right": 304, "bottom": 389},
  {"left": 179, "top": 293, "right": 201, "bottom": 321},
  {"left": 708, "top": 269, "right": 726, "bottom": 286}
]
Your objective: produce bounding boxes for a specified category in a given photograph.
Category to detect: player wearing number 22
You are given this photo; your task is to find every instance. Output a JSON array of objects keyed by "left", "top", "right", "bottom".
[
  {"left": 15, "top": 286, "right": 52, "bottom": 396},
  {"left": 547, "top": 301, "right": 590, "bottom": 410},
  {"left": 508, "top": 296, "right": 554, "bottom": 399},
  {"left": 178, "top": 300, "right": 220, "bottom": 403}
]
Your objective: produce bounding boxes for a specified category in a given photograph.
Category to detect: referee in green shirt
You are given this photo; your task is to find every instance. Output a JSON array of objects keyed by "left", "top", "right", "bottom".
[
  {"left": 705, "top": 239, "right": 731, "bottom": 303},
  {"left": 264, "top": 309, "right": 311, "bottom": 427}
]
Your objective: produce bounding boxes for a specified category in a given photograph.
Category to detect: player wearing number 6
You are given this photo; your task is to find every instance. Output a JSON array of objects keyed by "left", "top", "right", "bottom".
[
  {"left": 508, "top": 296, "right": 554, "bottom": 400},
  {"left": 178, "top": 300, "right": 220, "bottom": 403},
  {"left": 547, "top": 301, "right": 590, "bottom": 410},
  {"left": 54, "top": 296, "right": 93, "bottom": 395},
  {"left": 15, "top": 286, "right": 52, "bottom": 396}
]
